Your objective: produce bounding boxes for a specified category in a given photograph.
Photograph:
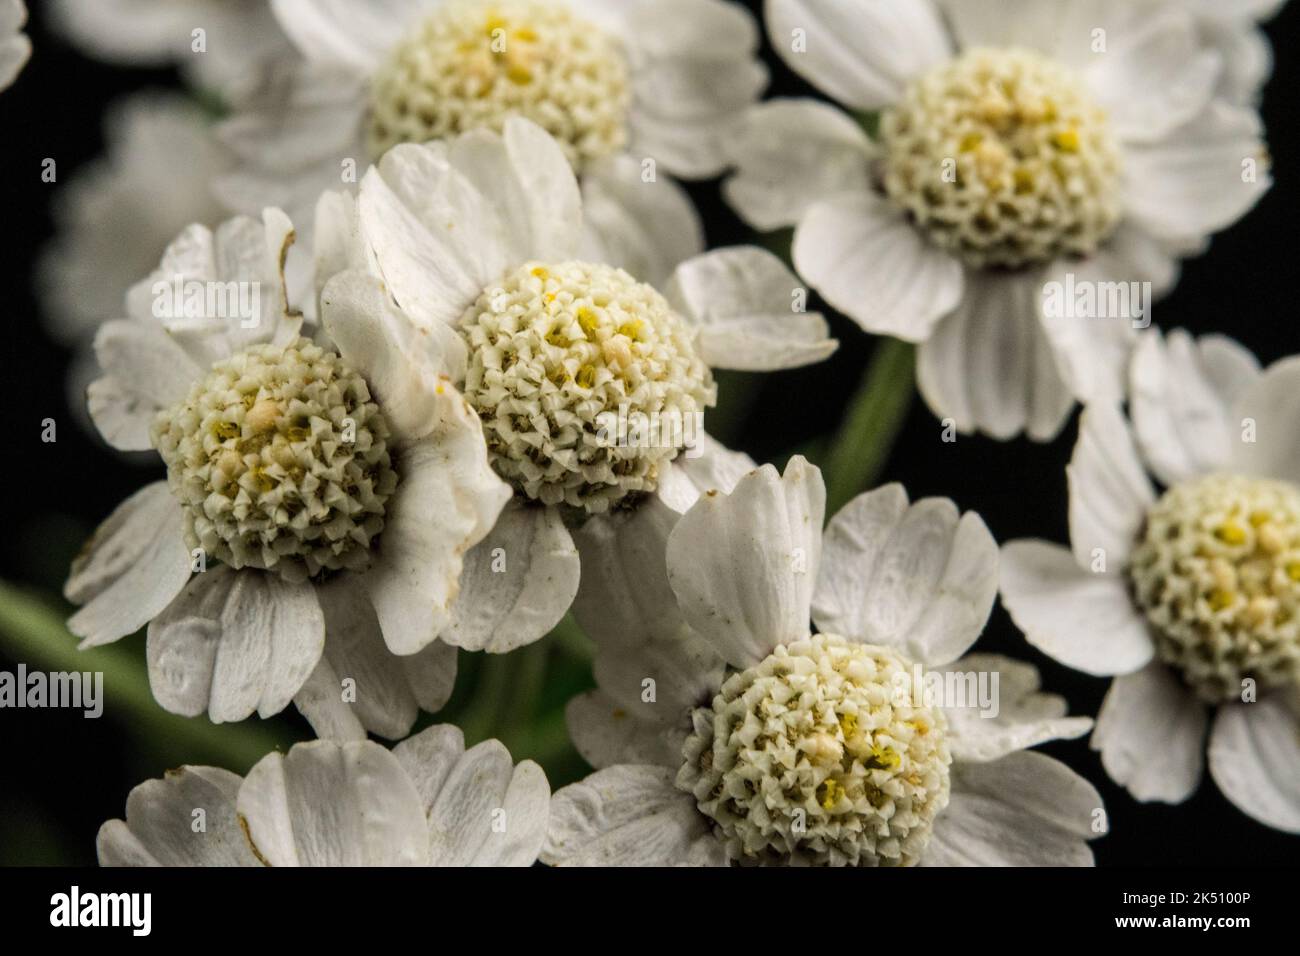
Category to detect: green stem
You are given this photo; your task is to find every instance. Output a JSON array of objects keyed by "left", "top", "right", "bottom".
[
  {"left": 549, "top": 612, "right": 593, "bottom": 662},
  {"left": 456, "top": 651, "right": 517, "bottom": 745},
  {"left": 0, "top": 581, "right": 287, "bottom": 773},
  {"left": 497, "top": 640, "right": 549, "bottom": 749},
  {"left": 824, "top": 338, "right": 916, "bottom": 515}
]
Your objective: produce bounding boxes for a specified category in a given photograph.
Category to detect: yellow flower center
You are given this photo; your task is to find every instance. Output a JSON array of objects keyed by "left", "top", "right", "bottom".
[{"left": 881, "top": 47, "right": 1122, "bottom": 269}]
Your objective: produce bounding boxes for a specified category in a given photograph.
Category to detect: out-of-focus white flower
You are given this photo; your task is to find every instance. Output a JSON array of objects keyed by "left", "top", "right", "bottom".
[
  {"left": 49, "top": 0, "right": 289, "bottom": 104},
  {"left": 1001, "top": 330, "right": 1300, "bottom": 833},
  {"left": 335, "top": 117, "right": 836, "bottom": 664},
  {"left": 726, "top": 0, "right": 1271, "bottom": 441},
  {"left": 547, "top": 458, "right": 1100, "bottom": 866},
  {"left": 216, "top": 0, "right": 766, "bottom": 233},
  {"left": 0, "top": 0, "right": 30, "bottom": 91},
  {"left": 98, "top": 725, "right": 549, "bottom": 866},
  {"left": 39, "top": 94, "right": 230, "bottom": 347},
  {"left": 66, "top": 208, "right": 511, "bottom": 739}
]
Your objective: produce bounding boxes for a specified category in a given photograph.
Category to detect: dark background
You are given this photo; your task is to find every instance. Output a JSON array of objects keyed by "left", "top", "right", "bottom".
[{"left": 0, "top": 0, "right": 1296, "bottom": 865}]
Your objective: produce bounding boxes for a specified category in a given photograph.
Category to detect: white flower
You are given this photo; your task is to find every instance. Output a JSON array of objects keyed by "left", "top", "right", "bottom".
[
  {"left": 0, "top": 0, "right": 29, "bottom": 91},
  {"left": 66, "top": 208, "right": 510, "bottom": 739},
  {"left": 48, "top": 0, "right": 290, "bottom": 105},
  {"left": 98, "top": 724, "right": 549, "bottom": 866},
  {"left": 38, "top": 94, "right": 231, "bottom": 347},
  {"left": 1000, "top": 329, "right": 1300, "bottom": 833},
  {"left": 337, "top": 117, "right": 836, "bottom": 660},
  {"left": 215, "top": 0, "right": 766, "bottom": 233},
  {"left": 547, "top": 458, "right": 1100, "bottom": 866},
  {"left": 725, "top": 0, "right": 1271, "bottom": 441}
]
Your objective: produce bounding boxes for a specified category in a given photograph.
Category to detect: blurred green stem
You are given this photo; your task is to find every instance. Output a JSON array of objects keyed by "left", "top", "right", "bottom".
[
  {"left": 0, "top": 580, "right": 286, "bottom": 772},
  {"left": 824, "top": 338, "right": 916, "bottom": 514}
]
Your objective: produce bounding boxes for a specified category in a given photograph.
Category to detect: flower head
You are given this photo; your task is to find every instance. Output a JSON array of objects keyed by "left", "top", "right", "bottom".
[
  {"left": 726, "top": 0, "right": 1271, "bottom": 441},
  {"left": 66, "top": 209, "right": 510, "bottom": 736},
  {"left": 340, "top": 117, "right": 836, "bottom": 656},
  {"left": 1001, "top": 329, "right": 1300, "bottom": 832},
  {"left": 547, "top": 459, "right": 1099, "bottom": 866}
]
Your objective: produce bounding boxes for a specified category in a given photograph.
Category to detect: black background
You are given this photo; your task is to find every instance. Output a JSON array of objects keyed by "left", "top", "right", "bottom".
[{"left": 0, "top": 0, "right": 1296, "bottom": 866}]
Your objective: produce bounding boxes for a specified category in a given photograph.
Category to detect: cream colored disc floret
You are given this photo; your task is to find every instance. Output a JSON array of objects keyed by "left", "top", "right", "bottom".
[
  {"left": 459, "top": 261, "right": 715, "bottom": 516},
  {"left": 367, "top": 0, "right": 631, "bottom": 168},
  {"left": 152, "top": 338, "right": 397, "bottom": 583},
  {"left": 678, "top": 634, "right": 952, "bottom": 867},
  {"left": 881, "top": 46, "right": 1123, "bottom": 269},
  {"left": 1129, "top": 474, "right": 1300, "bottom": 703}
]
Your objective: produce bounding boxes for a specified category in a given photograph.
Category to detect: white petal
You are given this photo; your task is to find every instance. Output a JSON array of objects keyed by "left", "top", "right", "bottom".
[
  {"left": 573, "top": 495, "right": 726, "bottom": 717},
  {"left": 66, "top": 483, "right": 192, "bottom": 649},
  {"left": 444, "top": 118, "right": 584, "bottom": 263},
  {"left": 359, "top": 148, "right": 500, "bottom": 330},
  {"left": 766, "top": 0, "right": 950, "bottom": 110},
  {"left": 813, "top": 485, "right": 998, "bottom": 665},
  {"left": 917, "top": 269, "right": 1074, "bottom": 442},
  {"left": 294, "top": 578, "right": 456, "bottom": 741},
  {"left": 937, "top": 654, "right": 1092, "bottom": 763},
  {"left": 627, "top": 107, "right": 760, "bottom": 181},
  {"left": 580, "top": 154, "right": 703, "bottom": 290},
  {"left": 237, "top": 739, "right": 429, "bottom": 866},
  {"left": 320, "top": 269, "right": 469, "bottom": 443},
  {"left": 937, "top": 0, "right": 1107, "bottom": 69},
  {"left": 723, "top": 98, "right": 876, "bottom": 232},
  {"left": 1208, "top": 697, "right": 1300, "bottom": 833},
  {"left": 270, "top": 0, "right": 418, "bottom": 72},
  {"left": 566, "top": 689, "right": 686, "bottom": 770},
  {"left": 1092, "top": 663, "right": 1208, "bottom": 803},
  {"left": 666, "top": 457, "right": 824, "bottom": 668},
  {"left": 999, "top": 540, "right": 1154, "bottom": 676},
  {"left": 1084, "top": 2, "right": 1220, "bottom": 142},
  {"left": 924, "top": 751, "right": 1100, "bottom": 866},
  {"left": 442, "top": 501, "right": 580, "bottom": 653},
  {"left": 666, "top": 246, "right": 837, "bottom": 371},
  {"left": 468, "top": 759, "right": 550, "bottom": 866},
  {"left": 423, "top": 739, "right": 546, "bottom": 866},
  {"left": 1122, "top": 102, "right": 1270, "bottom": 245},
  {"left": 291, "top": 656, "right": 366, "bottom": 743},
  {"left": 542, "top": 765, "right": 724, "bottom": 866},
  {"left": 391, "top": 723, "right": 466, "bottom": 812},
  {"left": 97, "top": 766, "right": 257, "bottom": 867},
  {"left": 656, "top": 431, "right": 758, "bottom": 514},
  {"left": 0, "top": 30, "right": 28, "bottom": 93},
  {"left": 600, "top": 0, "right": 758, "bottom": 57},
  {"left": 1229, "top": 356, "right": 1300, "bottom": 484},
  {"left": 86, "top": 375, "right": 157, "bottom": 453},
  {"left": 793, "top": 192, "right": 963, "bottom": 342},
  {"left": 91, "top": 319, "right": 203, "bottom": 414},
  {"left": 628, "top": 68, "right": 768, "bottom": 179},
  {"left": 147, "top": 567, "right": 327, "bottom": 722},
  {"left": 1067, "top": 403, "right": 1155, "bottom": 570},
  {"left": 1130, "top": 329, "right": 1260, "bottom": 486},
  {"left": 360, "top": 402, "right": 511, "bottom": 655}
]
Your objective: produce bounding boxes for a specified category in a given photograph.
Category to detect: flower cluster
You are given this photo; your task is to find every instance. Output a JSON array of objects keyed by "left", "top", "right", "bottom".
[{"left": 8, "top": 0, "right": 1292, "bottom": 873}]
